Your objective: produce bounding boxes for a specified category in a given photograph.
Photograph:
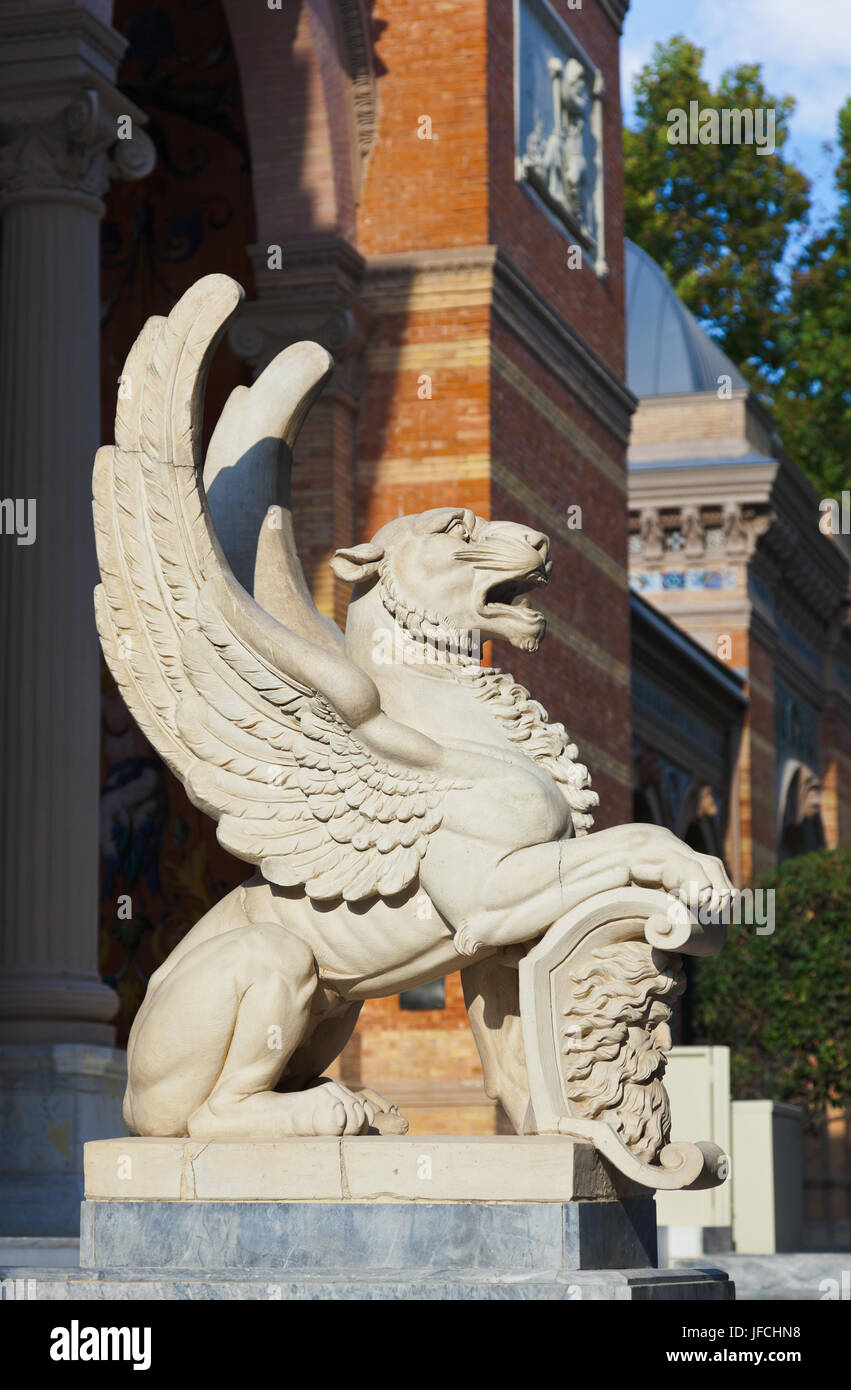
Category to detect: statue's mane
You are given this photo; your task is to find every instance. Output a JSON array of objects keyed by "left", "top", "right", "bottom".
[
  {"left": 375, "top": 558, "right": 595, "bottom": 828},
  {"left": 560, "top": 941, "right": 684, "bottom": 1164},
  {"left": 375, "top": 558, "right": 598, "bottom": 835},
  {"left": 450, "top": 664, "right": 598, "bottom": 835}
]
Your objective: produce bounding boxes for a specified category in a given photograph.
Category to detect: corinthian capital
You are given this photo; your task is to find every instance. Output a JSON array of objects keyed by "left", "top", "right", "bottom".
[
  {"left": 0, "top": 88, "right": 155, "bottom": 207},
  {"left": 0, "top": 4, "right": 155, "bottom": 210}
]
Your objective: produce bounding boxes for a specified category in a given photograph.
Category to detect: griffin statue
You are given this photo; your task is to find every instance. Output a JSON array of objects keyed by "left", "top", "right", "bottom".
[{"left": 92, "top": 275, "right": 732, "bottom": 1189}]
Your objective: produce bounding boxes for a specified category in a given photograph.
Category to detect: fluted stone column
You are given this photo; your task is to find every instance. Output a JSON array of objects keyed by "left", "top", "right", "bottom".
[{"left": 0, "top": 1, "right": 155, "bottom": 1235}]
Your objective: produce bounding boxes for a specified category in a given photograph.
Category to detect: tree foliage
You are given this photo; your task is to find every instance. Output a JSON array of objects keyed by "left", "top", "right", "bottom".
[
  {"left": 770, "top": 98, "right": 851, "bottom": 498},
  {"left": 624, "top": 37, "right": 851, "bottom": 497},
  {"left": 624, "top": 37, "right": 809, "bottom": 376},
  {"left": 691, "top": 848, "right": 851, "bottom": 1129}
]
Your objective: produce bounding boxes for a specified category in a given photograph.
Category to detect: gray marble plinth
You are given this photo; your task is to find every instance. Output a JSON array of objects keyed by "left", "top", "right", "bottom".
[
  {"left": 0, "top": 1046, "right": 125, "bottom": 1236},
  {"left": 81, "top": 1197, "right": 657, "bottom": 1273}
]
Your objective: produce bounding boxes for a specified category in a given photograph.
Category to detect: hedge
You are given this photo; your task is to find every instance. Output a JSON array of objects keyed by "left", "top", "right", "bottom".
[{"left": 691, "top": 846, "right": 851, "bottom": 1129}]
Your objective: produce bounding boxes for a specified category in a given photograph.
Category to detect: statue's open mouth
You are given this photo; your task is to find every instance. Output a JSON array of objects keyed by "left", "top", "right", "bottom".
[{"left": 479, "top": 568, "right": 547, "bottom": 625}]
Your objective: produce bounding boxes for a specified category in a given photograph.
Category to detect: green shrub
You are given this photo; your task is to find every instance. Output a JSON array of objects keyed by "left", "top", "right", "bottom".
[{"left": 692, "top": 847, "right": 851, "bottom": 1129}]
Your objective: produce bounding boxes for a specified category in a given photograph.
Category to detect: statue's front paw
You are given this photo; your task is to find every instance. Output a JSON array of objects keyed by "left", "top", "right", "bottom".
[
  {"left": 625, "top": 826, "right": 734, "bottom": 914},
  {"left": 358, "top": 1087, "right": 409, "bottom": 1135}
]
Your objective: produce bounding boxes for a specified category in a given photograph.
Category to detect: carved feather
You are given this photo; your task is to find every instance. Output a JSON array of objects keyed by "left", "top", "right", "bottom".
[{"left": 93, "top": 274, "right": 455, "bottom": 901}]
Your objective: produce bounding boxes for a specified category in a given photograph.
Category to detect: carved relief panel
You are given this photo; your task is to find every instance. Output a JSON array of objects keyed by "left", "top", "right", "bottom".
[{"left": 515, "top": 0, "right": 607, "bottom": 273}]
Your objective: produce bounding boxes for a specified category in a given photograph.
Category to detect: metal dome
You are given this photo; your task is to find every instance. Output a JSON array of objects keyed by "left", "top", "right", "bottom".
[{"left": 625, "top": 239, "right": 748, "bottom": 398}]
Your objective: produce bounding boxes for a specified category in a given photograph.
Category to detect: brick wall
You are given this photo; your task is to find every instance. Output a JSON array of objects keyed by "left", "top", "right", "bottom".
[
  {"left": 744, "top": 635, "right": 777, "bottom": 879},
  {"left": 225, "top": 0, "right": 350, "bottom": 239},
  {"left": 821, "top": 699, "right": 851, "bottom": 850},
  {"left": 490, "top": 318, "right": 631, "bottom": 825},
  {"left": 357, "top": 0, "right": 490, "bottom": 254}
]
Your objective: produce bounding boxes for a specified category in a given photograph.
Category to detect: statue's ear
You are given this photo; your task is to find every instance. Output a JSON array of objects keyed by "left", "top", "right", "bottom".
[{"left": 329, "top": 542, "right": 384, "bottom": 584}]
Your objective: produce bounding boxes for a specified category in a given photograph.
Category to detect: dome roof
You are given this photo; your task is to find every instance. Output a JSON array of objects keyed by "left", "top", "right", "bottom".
[{"left": 625, "top": 239, "right": 747, "bottom": 397}]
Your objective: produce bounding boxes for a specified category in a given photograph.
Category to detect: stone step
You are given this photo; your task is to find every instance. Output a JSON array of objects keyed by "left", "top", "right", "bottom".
[{"left": 0, "top": 1264, "right": 733, "bottom": 1301}]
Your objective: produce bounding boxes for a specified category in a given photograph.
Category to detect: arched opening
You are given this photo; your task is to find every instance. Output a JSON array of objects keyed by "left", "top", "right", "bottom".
[
  {"left": 679, "top": 783, "right": 725, "bottom": 861},
  {"left": 778, "top": 761, "right": 826, "bottom": 863}
]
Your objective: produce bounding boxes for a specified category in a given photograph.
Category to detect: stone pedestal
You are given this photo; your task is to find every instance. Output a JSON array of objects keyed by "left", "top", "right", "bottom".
[
  {"left": 0, "top": 1046, "right": 126, "bottom": 1237},
  {"left": 0, "top": 1136, "right": 734, "bottom": 1299}
]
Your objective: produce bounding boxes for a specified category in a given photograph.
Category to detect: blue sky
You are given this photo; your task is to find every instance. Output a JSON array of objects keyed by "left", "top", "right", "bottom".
[{"left": 621, "top": 0, "right": 851, "bottom": 229}]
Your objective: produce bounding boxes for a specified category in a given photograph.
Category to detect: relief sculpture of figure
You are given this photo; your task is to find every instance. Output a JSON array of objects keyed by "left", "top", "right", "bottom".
[{"left": 92, "top": 275, "right": 733, "bottom": 1186}]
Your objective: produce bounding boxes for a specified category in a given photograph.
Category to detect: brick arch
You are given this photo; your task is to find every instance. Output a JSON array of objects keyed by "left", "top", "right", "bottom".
[
  {"left": 777, "top": 758, "right": 826, "bottom": 862},
  {"left": 224, "top": 0, "right": 374, "bottom": 247}
]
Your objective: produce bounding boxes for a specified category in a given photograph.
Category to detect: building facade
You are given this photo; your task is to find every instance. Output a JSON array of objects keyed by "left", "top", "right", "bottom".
[
  {"left": 626, "top": 239, "right": 851, "bottom": 883},
  {"left": 1, "top": 0, "right": 848, "bottom": 1231}
]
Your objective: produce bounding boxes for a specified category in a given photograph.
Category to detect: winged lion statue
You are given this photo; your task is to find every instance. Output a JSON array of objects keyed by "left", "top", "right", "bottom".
[{"left": 92, "top": 275, "right": 733, "bottom": 1186}]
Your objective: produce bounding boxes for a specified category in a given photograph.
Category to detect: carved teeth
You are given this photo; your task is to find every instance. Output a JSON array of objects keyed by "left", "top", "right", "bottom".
[{"left": 482, "top": 568, "right": 547, "bottom": 615}]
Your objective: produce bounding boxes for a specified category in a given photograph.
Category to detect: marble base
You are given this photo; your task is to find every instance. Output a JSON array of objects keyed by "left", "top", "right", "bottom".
[
  {"left": 81, "top": 1197, "right": 658, "bottom": 1272},
  {"left": 0, "top": 1045, "right": 126, "bottom": 1236},
  {"left": 46, "top": 1135, "right": 736, "bottom": 1300},
  {"left": 82, "top": 1135, "right": 658, "bottom": 1272}
]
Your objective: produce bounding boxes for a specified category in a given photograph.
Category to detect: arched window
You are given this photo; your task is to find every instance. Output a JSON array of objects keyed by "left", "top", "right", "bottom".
[
  {"left": 680, "top": 783, "right": 725, "bottom": 861},
  {"left": 778, "top": 762, "right": 825, "bottom": 862}
]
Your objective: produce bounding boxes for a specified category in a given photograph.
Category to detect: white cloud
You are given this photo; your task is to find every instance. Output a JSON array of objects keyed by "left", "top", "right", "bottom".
[
  {"left": 621, "top": 0, "right": 851, "bottom": 136},
  {"left": 620, "top": 0, "right": 849, "bottom": 216},
  {"left": 694, "top": 0, "right": 851, "bottom": 135}
]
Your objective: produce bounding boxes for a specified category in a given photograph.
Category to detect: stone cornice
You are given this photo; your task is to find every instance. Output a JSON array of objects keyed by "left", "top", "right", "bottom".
[
  {"left": 629, "top": 450, "right": 850, "bottom": 634},
  {"left": 629, "top": 454, "right": 780, "bottom": 508},
  {"left": 0, "top": 8, "right": 154, "bottom": 208},
  {"left": 757, "top": 512, "right": 845, "bottom": 627},
  {"left": 597, "top": 0, "right": 631, "bottom": 35},
  {"left": 0, "top": 5, "right": 127, "bottom": 83},
  {"left": 363, "top": 244, "right": 637, "bottom": 445},
  {"left": 491, "top": 249, "right": 636, "bottom": 444},
  {"left": 770, "top": 452, "right": 851, "bottom": 587},
  {"left": 249, "top": 235, "right": 366, "bottom": 295},
  {"left": 230, "top": 237, "right": 373, "bottom": 405}
]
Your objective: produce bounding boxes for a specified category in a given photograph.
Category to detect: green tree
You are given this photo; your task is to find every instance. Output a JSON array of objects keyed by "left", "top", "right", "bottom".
[
  {"left": 770, "top": 99, "right": 851, "bottom": 499},
  {"left": 691, "top": 848, "right": 851, "bottom": 1129},
  {"left": 624, "top": 37, "right": 810, "bottom": 376}
]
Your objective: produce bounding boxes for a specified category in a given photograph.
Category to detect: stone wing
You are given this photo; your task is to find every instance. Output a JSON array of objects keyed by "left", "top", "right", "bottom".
[{"left": 93, "top": 274, "right": 451, "bottom": 900}]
